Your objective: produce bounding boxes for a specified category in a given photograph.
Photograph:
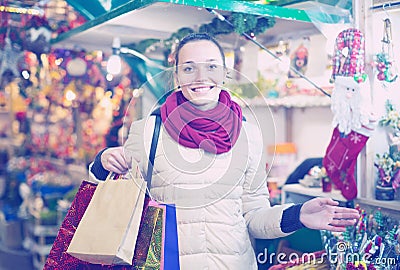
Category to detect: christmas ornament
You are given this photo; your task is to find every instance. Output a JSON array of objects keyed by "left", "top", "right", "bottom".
[
  {"left": 331, "top": 76, "right": 375, "bottom": 135},
  {"left": 331, "top": 28, "right": 366, "bottom": 82},
  {"left": 322, "top": 206, "right": 399, "bottom": 270},
  {"left": 66, "top": 57, "right": 87, "bottom": 77},
  {"left": 23, "top": 16, "right": 52, "bottom": 56},
  {"left": 288, "top": 44, "right": 308, "bottom": 78},
  {"left": 323, "top": 78, "right": 377, "bottom": 199},
  {"left": 323, "top": 127, "right": 369, "bottom": 200},
  {"left": 375, "top": 18, "right": 397, "bottom": 83},
  {"left": 323, "top": 29, "right": 377, "bottom": 200}
]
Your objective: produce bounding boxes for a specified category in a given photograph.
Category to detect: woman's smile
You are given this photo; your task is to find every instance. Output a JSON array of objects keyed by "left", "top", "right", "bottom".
[{"left": 190, "top": 84, "right": 215, "bottom": 93}]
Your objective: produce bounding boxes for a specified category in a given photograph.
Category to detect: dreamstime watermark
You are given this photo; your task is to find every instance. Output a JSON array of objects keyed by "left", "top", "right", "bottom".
[{"left": 256, "top": 242, "right": 398, "bottom": 267}]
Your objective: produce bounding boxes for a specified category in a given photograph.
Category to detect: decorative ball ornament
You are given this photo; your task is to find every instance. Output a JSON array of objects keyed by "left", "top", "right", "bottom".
[
  {"left": 66, "top": 57, "right": 87, "bottom": 77},
  {"left": 375, "top": 53, "right": 398, "bottom": 82},
  {"left": 375, "top": 18, "right": 398, "bottom": 83}
]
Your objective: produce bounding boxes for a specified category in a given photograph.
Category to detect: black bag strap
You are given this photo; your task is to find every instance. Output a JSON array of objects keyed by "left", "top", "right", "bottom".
[
  {"left": 145, "top": 107, "right": 244, "bottom": 191},
  {"left": 146, "top": 108, "right": 162, "bottom": 191}
]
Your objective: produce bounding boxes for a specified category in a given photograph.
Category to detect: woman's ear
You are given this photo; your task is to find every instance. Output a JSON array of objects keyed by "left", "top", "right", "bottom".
[
  {"left": 175, "top": 77, "right": 181, "bottom": 90},
  {"left": 224, "top": 68, "right": 231, "bottom": 81}
]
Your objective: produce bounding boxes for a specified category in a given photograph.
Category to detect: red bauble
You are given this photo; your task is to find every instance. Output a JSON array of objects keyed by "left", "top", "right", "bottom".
[{"left": 377, "top": 72, "right": 386, "bottom": 81}]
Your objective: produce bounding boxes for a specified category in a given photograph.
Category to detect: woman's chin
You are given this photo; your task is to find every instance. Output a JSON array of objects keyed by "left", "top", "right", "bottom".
[{"left": 189, "top": 97, "right": 219, "bottom": 110}]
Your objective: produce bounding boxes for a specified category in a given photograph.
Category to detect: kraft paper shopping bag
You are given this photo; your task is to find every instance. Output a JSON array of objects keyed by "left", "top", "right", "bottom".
[{"left": 67, "top": 173, "right": 146, "bottom": 265}]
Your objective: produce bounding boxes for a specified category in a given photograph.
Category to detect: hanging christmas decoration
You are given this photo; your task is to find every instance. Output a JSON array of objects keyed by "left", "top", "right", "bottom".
[
  {"left": 23, "top": 15, "right": 52, "bottom": 56},
  {"left": 331, "top": 28, "right": 367, "bottom": 83},
  {"left": 128, "top": 12, "right": 275, "bottom": 64},
  {"left": 288, "top": 44, "right": 309, "bottom": 78},
  {"left": 375, "top": 18, "right": 398, "bottom": 83},
  {"left": 231, "top": 12, "right": 258, "bottom": 34},
  {"left": 323, "top": 28, "right": 377, "bottom": 200},
  {"left": 198, "top": 18, "right": 232, "bottom": 36}
]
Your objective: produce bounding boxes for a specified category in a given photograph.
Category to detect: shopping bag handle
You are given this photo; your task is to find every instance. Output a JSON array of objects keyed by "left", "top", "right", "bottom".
[
  {"left": 105, "top": 172, "right": 120, "bottom": 182},
  {"left": 106, "top": 110, "right": 160, "bottom": 194},
  {"left": 146, "top": 109, "right": 162, "bottom": 192}
]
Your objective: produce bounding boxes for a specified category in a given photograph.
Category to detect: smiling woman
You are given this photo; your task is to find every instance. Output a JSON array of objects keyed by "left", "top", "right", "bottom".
[
  {"left": 175, "top": 36, "right": 225, "bottom": 110},
  {"left": 89, "top": 32, "right": 360, "bottom": 270}
]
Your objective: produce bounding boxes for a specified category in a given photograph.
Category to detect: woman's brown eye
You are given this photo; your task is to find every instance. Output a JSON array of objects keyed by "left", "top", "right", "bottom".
[{"left": 183, "top": 66, "right": 193, "bottom": 73}]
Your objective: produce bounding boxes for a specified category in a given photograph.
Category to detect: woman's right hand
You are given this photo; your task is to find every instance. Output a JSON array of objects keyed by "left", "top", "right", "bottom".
[{"left": 101, "top": 146, "right": 131, "bottom": 174}]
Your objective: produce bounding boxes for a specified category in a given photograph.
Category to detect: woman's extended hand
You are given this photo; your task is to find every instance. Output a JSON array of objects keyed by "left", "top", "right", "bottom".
[
  {"left": 101, "top": 146, "right": 131, "bottom": 174},
  {"left": 299, "top": 197, "right": 360, "bottom": 232}
]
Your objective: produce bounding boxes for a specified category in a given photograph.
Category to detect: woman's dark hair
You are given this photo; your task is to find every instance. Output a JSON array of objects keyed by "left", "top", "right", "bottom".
[{"left": 174, "top": 33, "right": 226, "bottom": 72}]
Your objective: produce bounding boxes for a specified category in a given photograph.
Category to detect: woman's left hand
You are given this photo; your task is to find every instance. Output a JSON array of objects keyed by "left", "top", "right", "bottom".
[{"left": 299, "top": 197, "right": 360, "bottom": 232}]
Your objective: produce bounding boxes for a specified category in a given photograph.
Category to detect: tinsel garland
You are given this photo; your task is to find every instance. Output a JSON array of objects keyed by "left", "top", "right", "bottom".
[{"left": 126, "top": 12, "right": 275, "bottom": 54}]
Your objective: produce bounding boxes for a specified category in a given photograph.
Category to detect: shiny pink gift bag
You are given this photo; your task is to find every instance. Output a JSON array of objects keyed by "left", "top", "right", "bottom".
[{"left": 43, "top": 180, "right": 102, "bottom": 269}]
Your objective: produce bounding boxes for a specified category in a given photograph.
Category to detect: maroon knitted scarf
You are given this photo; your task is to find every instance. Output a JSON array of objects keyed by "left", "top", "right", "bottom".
[{"left": 160, "top": 90, "right": 242, "bottom": 154}]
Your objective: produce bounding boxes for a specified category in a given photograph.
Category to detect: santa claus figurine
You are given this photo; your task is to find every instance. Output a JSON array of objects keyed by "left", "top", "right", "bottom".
[{"left": 323, "top": 29, "right": 377, "bottom": 200}]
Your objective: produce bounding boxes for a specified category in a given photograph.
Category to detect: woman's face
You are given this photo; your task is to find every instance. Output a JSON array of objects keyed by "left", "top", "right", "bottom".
[{"left": 176, "top": 40, "right": 225, "bottom": 110}]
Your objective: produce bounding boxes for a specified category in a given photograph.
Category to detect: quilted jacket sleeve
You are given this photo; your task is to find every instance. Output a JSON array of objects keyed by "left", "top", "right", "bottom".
[{"left": 241, "top": 122, "right": 295, "bottom": 239}]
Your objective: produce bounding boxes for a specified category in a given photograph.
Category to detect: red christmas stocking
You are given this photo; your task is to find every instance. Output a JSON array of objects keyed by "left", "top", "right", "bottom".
[{"left": 322, "top": 126, "right": 369, "bottom": 200}]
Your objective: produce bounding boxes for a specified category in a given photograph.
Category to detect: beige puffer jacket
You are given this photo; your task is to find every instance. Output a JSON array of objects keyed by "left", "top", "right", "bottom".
[{"left": 90, "top": 116, "right": 293, "bottom": 270}]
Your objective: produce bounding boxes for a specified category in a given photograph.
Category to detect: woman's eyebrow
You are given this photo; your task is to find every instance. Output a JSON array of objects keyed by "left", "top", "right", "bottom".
[
  {"left": 182, "top": 60, "right": 195, "bottom": 64},
  {"left": 182, "top": 59, "right": 219, "bottom": 64}
]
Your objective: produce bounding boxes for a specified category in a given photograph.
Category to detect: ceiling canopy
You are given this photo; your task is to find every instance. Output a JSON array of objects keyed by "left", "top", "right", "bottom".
[{"left": 52, "top": 0, "right": 352, "bottom": 52}]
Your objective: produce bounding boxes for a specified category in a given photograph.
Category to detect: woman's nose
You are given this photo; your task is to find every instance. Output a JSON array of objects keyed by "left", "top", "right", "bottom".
[{"left": 194, "top": 65, "right": 208, "bottom": 81}]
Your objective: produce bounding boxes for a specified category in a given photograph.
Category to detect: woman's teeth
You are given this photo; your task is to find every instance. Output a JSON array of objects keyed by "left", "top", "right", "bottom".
[{"left": 192, "top": 86, "right": 213, "bottom": 92}]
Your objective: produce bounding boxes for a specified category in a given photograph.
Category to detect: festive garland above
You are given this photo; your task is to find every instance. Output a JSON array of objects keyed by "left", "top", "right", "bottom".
[{"left": 126, "top": 12, "right": 275, "bottom": 55}]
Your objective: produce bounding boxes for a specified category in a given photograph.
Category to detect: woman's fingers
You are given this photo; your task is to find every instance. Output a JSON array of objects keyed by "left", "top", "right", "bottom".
[
  {"left": 318, "top": 197, "right": 339, "bottom": 207},
  {"left": 113, "top": 153, "right": 129, "bottom": 168},
  {"left": 325, "top": 224, "right": 347, "bottom": 232},
  {"left": 101, "top": 147, "right": 130, "bottom": 173},
  {"left": 108, "top": 158, "right": 128, "bottom": 172},
  {"left": 329, "top": 218, "right": 357, "bottom": 227},
  {"left": 333, "top": 211, "right": 360, "bottom": 220},
  {"left": 107, "top": 163, "right": 128, "bottom": 174}
]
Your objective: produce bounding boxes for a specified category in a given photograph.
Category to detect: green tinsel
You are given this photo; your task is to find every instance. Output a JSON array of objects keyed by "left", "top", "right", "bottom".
[
  {"left": 231, "top": 12, "right": 258, "bottom": 34},
  {"left": 123, "top": 13, "right": 275, "bottom": 64},
  {"left": 129, "top": 39, "right": 159, "bottom": 53},
  {"left": 198, "top": 18, "right": 233, "bottom": 36},
  {"left": 254, "top": 17, "right": 276, "bottom": 35},
  {"left": 168, "top": 28, "right": 194, "bottom": 43}
]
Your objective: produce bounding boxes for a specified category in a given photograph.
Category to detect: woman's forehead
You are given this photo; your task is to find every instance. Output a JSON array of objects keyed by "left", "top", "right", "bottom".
[{"left": 178, "top": 40, "right": 223, "bottom": 63}]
